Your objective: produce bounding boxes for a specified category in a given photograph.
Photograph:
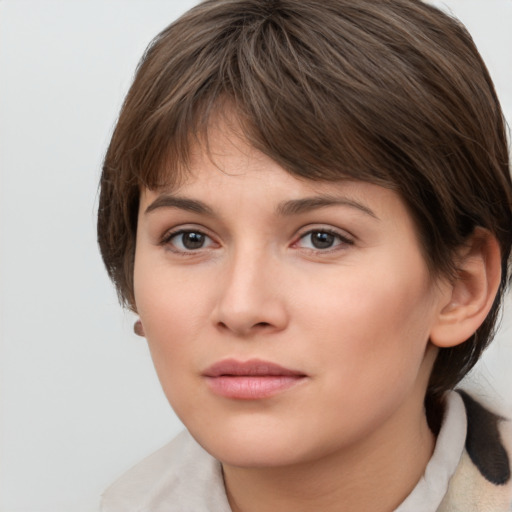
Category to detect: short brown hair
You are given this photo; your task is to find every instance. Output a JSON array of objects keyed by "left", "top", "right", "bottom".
[{"left": 97, "top": 0, "right": 512, "bottom": 417}]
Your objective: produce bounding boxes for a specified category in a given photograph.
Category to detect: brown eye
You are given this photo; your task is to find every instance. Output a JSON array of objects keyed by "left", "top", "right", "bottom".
[
  {"left": 181, "top": 232, "right": 206, "bottom": 249},
  {"left": 166, "top": 230, "right": 213, "bottom": 251},
  {"left": 297, "top": 229, "right": 353, "bottom": 251},
  {"left": 310, "top": 231, "right": 336, "bottom": 249}
]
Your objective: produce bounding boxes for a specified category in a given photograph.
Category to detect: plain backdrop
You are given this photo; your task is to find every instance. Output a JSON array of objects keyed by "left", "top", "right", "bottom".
[{"left": 0, "top": 1, "right": 511, "bottom": 511}]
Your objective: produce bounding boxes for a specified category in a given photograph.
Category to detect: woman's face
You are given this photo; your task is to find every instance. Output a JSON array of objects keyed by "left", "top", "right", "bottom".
[{"left": 133, "top": 124, "right": 449, "bottom": 468}]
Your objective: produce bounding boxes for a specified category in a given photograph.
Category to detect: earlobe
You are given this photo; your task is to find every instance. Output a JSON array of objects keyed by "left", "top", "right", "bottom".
[
  {"left": 134, "top": 319, "right": 146, "bottom": 337},
  {"left": 430, "top": 228, "right": 501, "bottom": 348}
]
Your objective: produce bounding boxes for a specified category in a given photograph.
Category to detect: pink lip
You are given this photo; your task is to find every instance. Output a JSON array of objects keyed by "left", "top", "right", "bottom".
[{"left": 203, "top": 359, "right": 307, "bottom": 400}]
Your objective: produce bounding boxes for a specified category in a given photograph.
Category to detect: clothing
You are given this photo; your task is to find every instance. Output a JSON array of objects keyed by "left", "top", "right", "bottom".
[{"left": 101, "top": 391, "right": 512, "bottom": 511}]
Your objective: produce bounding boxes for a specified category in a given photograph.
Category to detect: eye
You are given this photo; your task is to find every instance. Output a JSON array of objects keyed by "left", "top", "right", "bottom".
[
  {"left": 163, "top": 229, "right": 215, "bottom": 252},
  {"left": 296, "top": 229, "right": 352, "bottom": 250}
]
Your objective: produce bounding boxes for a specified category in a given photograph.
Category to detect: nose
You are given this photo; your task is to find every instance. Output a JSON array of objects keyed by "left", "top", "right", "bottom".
[{"left": 211, "top": 249, "right": 289, "bottom": 337}]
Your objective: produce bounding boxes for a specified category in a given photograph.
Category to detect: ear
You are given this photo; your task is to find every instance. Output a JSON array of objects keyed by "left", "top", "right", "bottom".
[
  {"left": 133, "top": 319, "right": 146, "bottom": 337},
  {"left": 430, "top": 228, "right": 501, "bottom": 348}
]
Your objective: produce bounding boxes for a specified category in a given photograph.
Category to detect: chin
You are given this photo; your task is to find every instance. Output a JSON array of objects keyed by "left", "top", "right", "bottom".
[
  {"left": 210, "top": 443, "right": 306, "bottom": 469},
  {"left": 188, "top": 423, "right": 311, "bottom": 469}
]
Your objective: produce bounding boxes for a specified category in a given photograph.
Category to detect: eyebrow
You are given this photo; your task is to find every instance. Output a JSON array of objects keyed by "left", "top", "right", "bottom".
[
  {"left": 145, "top": 194, "right": 378, "bottom": 219},
  {"left": 145, "top": 195, "right": 214, "bottom": 216},
  {"left": 276, "top": 196, "right": 378, "bottom": 219}
]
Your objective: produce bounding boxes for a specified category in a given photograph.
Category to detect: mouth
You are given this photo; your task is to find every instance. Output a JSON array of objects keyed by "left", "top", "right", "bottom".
[{"left": 202, "top": 358, "right": 308, "bottom": 400}]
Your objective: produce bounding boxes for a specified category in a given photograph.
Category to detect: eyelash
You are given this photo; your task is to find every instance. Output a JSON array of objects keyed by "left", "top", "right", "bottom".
[
  {"left": 160, "top": 228, "right": 216, "bottom": 254},
  {"left": 160, "top": 226, "right": 354, "bottom": 255},
  {"left": 294, "top": 228, "right": 354, "bottom": 253}
]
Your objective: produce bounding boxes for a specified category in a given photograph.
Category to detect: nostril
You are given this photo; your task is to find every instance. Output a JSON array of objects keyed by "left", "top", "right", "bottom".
[
  {"left": 255, "top": 322, "right": 271, "bottom": 328},
  {"left": 216, "top": 320, "right": 271, "bottom": 331}
]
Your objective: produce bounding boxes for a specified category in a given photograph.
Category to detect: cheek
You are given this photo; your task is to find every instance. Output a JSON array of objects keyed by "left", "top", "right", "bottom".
[
  {"left": 283, "top": 268, "right": 436, "bottom": 446},
  {"left": 134, "top": 277, "right": 209, "bottom": 424},
  {"left": 133, "top": 253, "right": 209, "bottom": 380},
  {"left": 134, "top": 243, "right": 213, "bottom": 327},
  {"left": 295, "top": 255, "right": 436, "bottom": 389}
]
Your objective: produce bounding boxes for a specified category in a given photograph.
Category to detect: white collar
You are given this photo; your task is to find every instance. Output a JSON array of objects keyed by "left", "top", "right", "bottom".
[
  {"left": 395, "top": 391, "right": 467, "bottom": 511},
  {"left": 101, "top": 391, "right": 468, "bottom": 512}
]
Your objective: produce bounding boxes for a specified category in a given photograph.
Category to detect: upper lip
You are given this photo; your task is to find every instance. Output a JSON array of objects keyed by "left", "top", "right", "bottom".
[{"left": 203, "top": 358, "right": 306, "bottom": 377}]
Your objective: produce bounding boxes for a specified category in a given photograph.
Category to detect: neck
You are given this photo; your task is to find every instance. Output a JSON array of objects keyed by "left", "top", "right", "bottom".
[{"left": 223, "top": 393, "right": 435, "bottom": 512}]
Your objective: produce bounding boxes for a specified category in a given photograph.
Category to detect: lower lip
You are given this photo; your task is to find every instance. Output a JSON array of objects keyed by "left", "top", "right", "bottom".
[{"left": 205, "top": 375, "right": 306, "bottom": 400}]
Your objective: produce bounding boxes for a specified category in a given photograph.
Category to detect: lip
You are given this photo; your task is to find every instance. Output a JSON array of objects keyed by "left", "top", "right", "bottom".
[{"left": 202, "top": 358, "right": 307, "bottom": 400}]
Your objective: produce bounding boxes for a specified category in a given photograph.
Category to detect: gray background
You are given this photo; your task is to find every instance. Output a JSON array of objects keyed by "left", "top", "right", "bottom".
[{"left": 1, "top": 1, "right": 511, "bottom": 510}]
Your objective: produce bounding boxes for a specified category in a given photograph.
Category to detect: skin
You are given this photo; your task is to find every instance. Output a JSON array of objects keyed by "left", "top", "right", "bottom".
[{"left": 133, "top": 123, "right": 457, "bottom": 511}]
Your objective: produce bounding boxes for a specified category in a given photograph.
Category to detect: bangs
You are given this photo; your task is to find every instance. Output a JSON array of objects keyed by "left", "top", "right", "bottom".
[{"left": 111, "top": 0, "right": 444, "bottom": 192}]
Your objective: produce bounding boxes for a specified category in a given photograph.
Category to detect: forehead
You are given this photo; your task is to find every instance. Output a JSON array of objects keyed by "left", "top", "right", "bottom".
[
  {"left": 148, "top": 112, "right": 372, "bottom": 199},
  {"left": 140, "top": 122, "right": 412, "bottom": 230}
]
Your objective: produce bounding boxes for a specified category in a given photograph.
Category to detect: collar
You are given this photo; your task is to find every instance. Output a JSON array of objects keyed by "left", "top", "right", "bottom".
[{"left": 101, "top": 391, "right": 512, "bottom": 512}]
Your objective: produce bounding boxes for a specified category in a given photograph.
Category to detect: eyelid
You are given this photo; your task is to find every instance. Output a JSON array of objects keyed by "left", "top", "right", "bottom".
[
  {"left": 159, "top": 225, "right": 219, "bottom": 253},
  {"left": 295, "top": 224, "right": 354, "bottom": 240},
  {"left": 159, "top": 223, "right": 212, "bottom": 241},
  {"left": 292, "top": 226, "right": 355, "bottom": 251}
]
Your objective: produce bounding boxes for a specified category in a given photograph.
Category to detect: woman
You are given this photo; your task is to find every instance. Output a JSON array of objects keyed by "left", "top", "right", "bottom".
[{"left": 97, "top": 0, "right": 512, "bottom": 510}]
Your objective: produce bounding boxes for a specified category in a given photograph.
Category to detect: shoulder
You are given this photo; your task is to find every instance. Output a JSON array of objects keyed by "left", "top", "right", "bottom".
[
  {"left": 100, "top": 430, "right": 231, "bottom": 512},
  {"left": 438, "top": 391, "right": 512, "bottom": 512}
]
